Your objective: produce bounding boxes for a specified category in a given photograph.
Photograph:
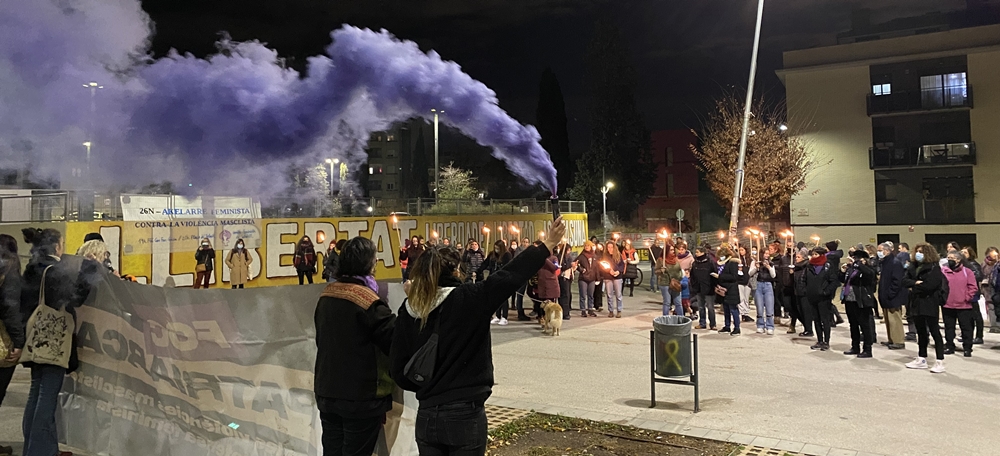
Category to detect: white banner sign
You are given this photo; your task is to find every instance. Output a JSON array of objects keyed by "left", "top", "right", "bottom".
[{"left": 121, "top": 195, "right": 261, "bottom": 221}]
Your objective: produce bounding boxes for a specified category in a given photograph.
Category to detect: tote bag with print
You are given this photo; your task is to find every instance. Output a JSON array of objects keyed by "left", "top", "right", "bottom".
[{"left": 20, "top": 266, "right": 74, "bottom": 369}]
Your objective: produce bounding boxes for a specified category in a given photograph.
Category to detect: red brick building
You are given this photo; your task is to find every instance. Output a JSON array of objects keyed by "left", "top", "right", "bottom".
[{"left": 638, "top": 129, "right": 700, "bottom": 233}]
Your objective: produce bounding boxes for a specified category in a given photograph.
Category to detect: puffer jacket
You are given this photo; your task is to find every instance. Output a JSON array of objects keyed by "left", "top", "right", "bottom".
[
  {"left": 689, "top": 254, "right": 714, "bottom": 296},
  {"left": 717, "top": 258, "right": 743, "bottom": 305},
  {"left": 902, "top": 262, "right": 945, "bottom": 317},
  {"left": 536, "top": 255, "right": 561, "bottom": 300}
]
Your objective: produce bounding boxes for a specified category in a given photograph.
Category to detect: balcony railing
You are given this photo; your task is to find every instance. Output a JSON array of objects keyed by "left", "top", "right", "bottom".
[
  {"left": 867, "top": 86, "right": 973, "bottom": 116},
  {"left": 869, "top": 142, "right": 976, "bottom": 169}
]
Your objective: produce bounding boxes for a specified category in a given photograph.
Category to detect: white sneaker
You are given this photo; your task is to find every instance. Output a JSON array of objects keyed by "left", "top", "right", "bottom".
[
  {"left": 490, "top": 317, "right": 500, "bottom": 325},
  {"left": 905, "top": 357, "right": 928, "bottom": 369},
  {"left": 756, "top": 328, "right": 765, "bottom": 334},
  {"left": 930, "top": 360, "right": 946, "bottom": 374},
  {"left": 766, "top": 329, "right": 774, "bottom": 335},
  {"left": 499, "top": 318, "right": 508, "bottom": 326}
]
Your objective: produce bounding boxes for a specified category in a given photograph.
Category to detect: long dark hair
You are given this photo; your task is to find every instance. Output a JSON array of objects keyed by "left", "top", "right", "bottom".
[
  {"left": 407, "top": 246, "right": 463, "bottom": 329},
  {"left": 0, "top": 233, "right": 20, "bottom": 278},
  {"left": 22, "top": 227, "right": 62, "bottom": 259},
  {"left": 337, "top": 237, "right": 378, "bottom": 278},
  {"left": 229, "top": 238, "right": 249, "bottom": 261}
]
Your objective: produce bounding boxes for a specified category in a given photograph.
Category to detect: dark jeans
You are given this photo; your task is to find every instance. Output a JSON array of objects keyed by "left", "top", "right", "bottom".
[
  {"left": 494, "top": 298, "right": 509, "bottom": 320},
  {"left": 695, "top": 293, "right": 716, "bottom": 328},
  {"left": 24, "top": 364, "right": 66, "bottom": 456},
  {"left": 797, "top": 295, "right": 813, "bottom": 334},
  {"left": 943, "top": 307, "right": 975, "bottom": 353},
  {"left": 558, "top": 277, "right": 572, "bottom": 320},
  {"left": 844, "top": 302, "right": 876, "bottom": 351},
  {"left": 298, "top": 270, "right": 314, "bottom": 284},
  {"left": 812, "top": 299, "right": 832, "bottom": 343},
  {"left": 194, "top": 270, "right": 211, "bottom": 288},
  {"left": 515, "top": 284, "right": 527, "bottom": 317},
  {"left": 722, "top": 301, "right": 740, "bottom": 331},
  {"left": 320, "top": 411, "right": 383, "bottom": 456},
  {"left": 972, "top": 305, "right": 984, "bottom": 339},
  {"left": 0, "top": 365, "right": 15, "bottom": 407},
  {"left": 416, "top": 402, "right": 488, "bottom": 456},
  {"left": 914, "top": 314, "right": 944, "bottom": 360}
]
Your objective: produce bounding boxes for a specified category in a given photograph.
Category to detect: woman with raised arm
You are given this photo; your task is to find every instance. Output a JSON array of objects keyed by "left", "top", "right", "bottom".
[{"left": 390, "top": 218, "right": 566, "bottom": 455}]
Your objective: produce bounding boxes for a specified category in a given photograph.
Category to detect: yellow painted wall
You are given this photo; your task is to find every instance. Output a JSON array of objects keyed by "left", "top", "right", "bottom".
[
  {"left": 970, "top": 49, "right": 1000, "bottom": 223},
  {"left": 57, "top": 214, "right": 587, "bottom": 287},
  {"left": 785, "top": 65, "right": 876, "bottom": 225}
]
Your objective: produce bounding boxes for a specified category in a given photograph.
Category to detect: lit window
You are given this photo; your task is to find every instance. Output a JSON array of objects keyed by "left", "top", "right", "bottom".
[{"left": 872, "top": 83, "right": 891, "bottom": 96}]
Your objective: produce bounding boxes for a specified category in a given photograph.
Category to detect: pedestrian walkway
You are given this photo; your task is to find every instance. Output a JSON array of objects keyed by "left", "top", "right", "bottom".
[{"left": 489, "top": 289, "right": 1000, "bottom": 456}]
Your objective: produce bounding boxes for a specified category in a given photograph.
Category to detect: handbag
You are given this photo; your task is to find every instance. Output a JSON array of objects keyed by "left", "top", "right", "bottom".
[
  {"left": 20, "top": 266, "right": 75, "bottom": 370},
  {"left": 196, "top": 263, "right": 207, "bottom": 273},
  {"left": 714, "top": 284, "right": 727, "bottom": 296},
  {"left": 403, "top": 302, "right": 442, "bottom": 386},
  {"left": 670, "top": 278, "right": 682, "bottom": 293}
]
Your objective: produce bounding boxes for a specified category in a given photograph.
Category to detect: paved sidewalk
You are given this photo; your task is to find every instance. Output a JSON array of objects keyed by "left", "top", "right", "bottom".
[{"left": 489, "top": 289, "right": 1000, "bottom": 456}]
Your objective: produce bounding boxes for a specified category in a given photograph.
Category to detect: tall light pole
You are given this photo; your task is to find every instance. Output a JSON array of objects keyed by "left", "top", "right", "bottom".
[
  {"left": 601, "top": 181, "right": 614, "bottom": 240},
  {"left": 431, "top": 109, "right": 443, "bottom": 201},
  {"left": 325, "top": 158, "right": 340, "bottom": 196},
  {"left": 728, "top": 0, "right": 766, "bottom": 244}
]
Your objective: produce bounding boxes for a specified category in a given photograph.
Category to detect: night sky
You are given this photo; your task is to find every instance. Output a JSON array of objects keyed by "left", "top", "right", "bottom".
[{"left": 141, "top": 0, "right": 970, "bottom": 157}]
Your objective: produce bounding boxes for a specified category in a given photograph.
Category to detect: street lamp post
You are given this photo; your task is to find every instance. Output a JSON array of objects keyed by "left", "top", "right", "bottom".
[
  {"left": 727, "top": 0, "right": 766, "bottom": 244},
  {"left": 431, "top": 109, "right": 444, "bottom": 201},
  {"left": 601, "top": 181, "right": 614, "bottom": 240}
]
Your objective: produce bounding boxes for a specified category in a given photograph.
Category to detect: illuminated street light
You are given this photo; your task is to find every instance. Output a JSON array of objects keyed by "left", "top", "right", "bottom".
[
  {"left": 431, "top": 108, "right": 444, "bottom": 201},
  {"left": 601, "top": 181, "right": 614, "bottom": 240}
]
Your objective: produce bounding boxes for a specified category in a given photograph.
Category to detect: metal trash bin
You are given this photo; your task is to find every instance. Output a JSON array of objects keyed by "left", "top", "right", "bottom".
[{"left": 653, "top": 315, "right": 692, "bottom": 378}]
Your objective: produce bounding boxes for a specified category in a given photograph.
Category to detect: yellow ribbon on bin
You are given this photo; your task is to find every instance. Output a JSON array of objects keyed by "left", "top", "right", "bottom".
[{"left": 663, "top": 339, "right": 682, "bottom": 371}]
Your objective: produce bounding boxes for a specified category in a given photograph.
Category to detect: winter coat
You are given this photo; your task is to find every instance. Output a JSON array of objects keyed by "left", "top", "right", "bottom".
[
  {"left": 479, "top": 251, "right": 513, "bottom": 278},
  {"left": 390, "top": 244, "right": 550, "bottom": 407},
  {"left": 793, "top": 260, "right": 809, "bottom": 297},
  {"left": 0, "top": 261, "right": 24, "bottom": 349},
  {"left": 750, "top": 260, "right": 776, "bottom": 284},
  {"left": 322, "top": 249, "right": 340, "bottom": 280},
  {"left": 964, "top": 260, "right": 983, "bottom": 283},
  {"left": 294, "top": 244, "right": 317, "bottom": 273},
  {"left": 942, "top": 264, "right": 979, "bottom": 310},
  {"left": 399, "top": 244, "right": 426, "bottom": 268},
  {"left": 195, "top": 247, "right": 215, "bottom": 271},
  {"left": 717, "top": 258, "right": 743, "bottom": 305},
  {"left": 877, "top": 254, "right": 907, "bottom": 309},
  {"left": 689, "top": 254, "right": 714, "bottom": 296},
  {"left": 536, "top": 255, "right": 561, "bottom": 300},
  {"left": 462, "top": 249, "right": 486, "bottom": 282},
  {"left": 226, "top": 249, "right": 252, "bottom": 286},
  {"left": 902, "top": 263, "right": 945, "bottom": 318},
  {"left": 804, "top": 259, "right": 839, "bottom": 305},
  {"left": 677, "top": 253, "right": 695, "bottom": 273},
  {"left": 314, "top": 278, "right": 395, "bottom": 418},
  {"left": 839, "top": 259, "right": 877, "bottom": 308},
  {"left": 649, "top": 245, "right": 663, "bottom": 265},
  {"left": 655, "top": 259, "right": 682, "bottom": 289},
  {"left": 982, "top": 260, "right": 996, "bottom": 302},
  {"left": 771, "top": 254, "right": 793, "bottom": 292},
  {"left": 577, "top": 251, "right": 600, "bottom": 283}
]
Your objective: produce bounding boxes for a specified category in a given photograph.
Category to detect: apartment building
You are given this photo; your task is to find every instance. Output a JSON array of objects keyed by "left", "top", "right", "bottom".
[
  {"left": 779, "top": 19, "right": 1000, "bottom": 253},
  {"left": 364, "top": 118, "right": 433, "bottom": 202},
  {"left": 638, "top": 129, "right": 700, "bottom": 233}
]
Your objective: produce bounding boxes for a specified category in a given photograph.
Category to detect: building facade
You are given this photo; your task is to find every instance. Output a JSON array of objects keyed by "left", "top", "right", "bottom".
[
  {"left": 364, "top": 118, "right": 433, "bottom": 203},
  {"left": 779, "top": 21, "right": 1000, "bottom": 253},
  {"left": 638, "top": 129, "right": 700, "bottom": 233}
]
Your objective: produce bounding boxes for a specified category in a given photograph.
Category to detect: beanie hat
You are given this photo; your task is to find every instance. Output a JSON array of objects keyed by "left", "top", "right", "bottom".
[
  {"left": 825, "top": 239, "right": 840, "bottom": 252},
  {"left": 84, "top": 232, "right": 104, "bottom": 243}
]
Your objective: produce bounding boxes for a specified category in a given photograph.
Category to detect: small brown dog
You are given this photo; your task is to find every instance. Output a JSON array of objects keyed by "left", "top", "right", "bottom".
[{"left": 541, "top": 301, "right": 563, "bottom": 336}]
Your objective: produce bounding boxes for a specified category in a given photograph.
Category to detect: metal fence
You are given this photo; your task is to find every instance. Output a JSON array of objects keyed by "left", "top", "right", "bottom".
[{"left": 0, "top": 191, "right": 586, "bottom": 222}]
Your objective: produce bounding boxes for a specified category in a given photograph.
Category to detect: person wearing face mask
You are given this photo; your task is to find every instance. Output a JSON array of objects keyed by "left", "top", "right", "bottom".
[
  {"left": 902, "top": 244, "right": 947, "bottom": 373},
  {"left": 226, "top": 239, "right": 252, "bottom": 289},
  {"left": 959, "top": 247, "right": 984, "bottom": 345},
  {"left": 877, "top": 242, "right": 907, "bottom": 349},
  {"left": 194, "top": 238, "right": 215, "bottom": 289},
  {"left": 715, "top": 245, "right": 743, "bottom": 336},
  {"left": 805, "top": 247, "right": 839, "bottom": 350},
  {"left": 941, "top": 250, "right": 979, "bottom": 357},
  {"left": 689, "top": 246, "right": 716, "bottom": 330},
  {"left": 294, "top": 236, "right": 318, "bottom": 285},
  {"left": 839, "top": 245, "right": 877, "bottom": 358},
  {"left": 982, "top": 247, "right": 999, "bottom": 334}
]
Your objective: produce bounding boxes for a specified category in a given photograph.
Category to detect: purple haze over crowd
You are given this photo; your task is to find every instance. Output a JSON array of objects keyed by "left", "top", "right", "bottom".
[{"left": 0, "top": 0, "right": 558, "bottom": 197}]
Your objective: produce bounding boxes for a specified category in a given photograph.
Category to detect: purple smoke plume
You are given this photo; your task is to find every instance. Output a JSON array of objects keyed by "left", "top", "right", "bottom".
[{"left": 0, "top": 0, "right": 558, "bottom": 198}]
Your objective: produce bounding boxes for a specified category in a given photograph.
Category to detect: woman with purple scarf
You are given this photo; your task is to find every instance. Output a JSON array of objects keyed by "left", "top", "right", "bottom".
[{"left": 313, "top": 236, "right": 395, "bottom": 456}]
